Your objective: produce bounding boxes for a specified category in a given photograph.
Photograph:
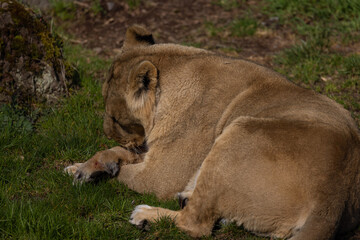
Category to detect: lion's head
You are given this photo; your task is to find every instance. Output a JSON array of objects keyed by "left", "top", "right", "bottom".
[{"left": 102, "top": 26, "right": 158, "bottom": 150}]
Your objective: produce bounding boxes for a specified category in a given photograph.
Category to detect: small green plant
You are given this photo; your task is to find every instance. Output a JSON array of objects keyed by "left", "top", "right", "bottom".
[
  {"left": 204, "top": 21, "right": 223, "bottom": 37},
  {"left": 212, "top": 0, "right": 240, "bottom": 11},
  {"left": 230, "top": 17, "right": 258, "bottom": 37},
  {"left": 126, "top": 0, "right": 141, "bottom": 10},
  {"left": 90, "top": 0, "right": 104, "bottom": 15},
  {"left": 50, "top": 0, "right": 76, "bottom": 20},
  {"left": 325, "top": 83, "right": 338, "bottom": 94}
]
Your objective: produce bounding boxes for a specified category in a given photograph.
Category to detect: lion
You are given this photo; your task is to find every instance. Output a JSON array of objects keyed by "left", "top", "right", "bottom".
[{"left": 65, "top": 25, "right": 360, "bottom": 239}]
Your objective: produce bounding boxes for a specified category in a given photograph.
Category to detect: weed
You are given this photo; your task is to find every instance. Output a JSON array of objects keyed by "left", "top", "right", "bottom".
[
  {"left": 126, "top": 0, "right": 141, "bottom": 10},
  {"left": 204, "top": 21, "right": 223, "bottom": 37},
  {"left": 90, "top": 0, "right": 104, "bottom": 15},
  {"left": 212, "top": 0, "right": 241, "bottom": 11},
  {"left": 230, "top": 17, "right": 258, "bottom": 37},
  {"left": 50, "top": 0, "right": 76, "bottom": 20},
  {"left": 325, "top": 83, "right": 338, "bottom": 94}
]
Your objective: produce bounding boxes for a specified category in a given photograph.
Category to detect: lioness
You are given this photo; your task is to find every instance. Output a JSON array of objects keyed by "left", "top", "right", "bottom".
[{"left": 65, "top": 25, "right": 360, "bottom": 239}]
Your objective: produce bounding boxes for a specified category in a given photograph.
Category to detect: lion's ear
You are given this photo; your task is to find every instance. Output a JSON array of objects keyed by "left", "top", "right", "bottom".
[
  {"left": 123, "top": 25, "right": 155, "bottom": 49},
  {"left": 127, "top": 61, "right": 158, "bottom": 109}
]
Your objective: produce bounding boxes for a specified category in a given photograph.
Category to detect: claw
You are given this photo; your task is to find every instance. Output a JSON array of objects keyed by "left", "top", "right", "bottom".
[
  {"left": 136, "top": 219, "right": 149, "bottom": 231},
  {"left": 75, "top": 171, "right": 83, "bottom": 180},
  {"left": 129, "top": 205, "right": 152, "bottom": 231}
]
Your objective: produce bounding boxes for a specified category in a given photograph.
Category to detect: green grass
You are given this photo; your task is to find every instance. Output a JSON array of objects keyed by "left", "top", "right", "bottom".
[
  {"left": 205, "top": 16, "right": 259, "bottom": 38},
  {"left": 50, "top": 0, "right": 76, "bottom": 20},
  {"left": 50, "top": 0, "right": 104, "bottom": 19},
  {"left": 263, "top": 0, "right": 360, "bottom": 42}
]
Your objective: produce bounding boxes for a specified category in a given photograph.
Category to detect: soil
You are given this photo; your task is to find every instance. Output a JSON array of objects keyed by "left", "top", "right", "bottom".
[{"left": 54, "top": 0, "right": 295, "bottom": 67}]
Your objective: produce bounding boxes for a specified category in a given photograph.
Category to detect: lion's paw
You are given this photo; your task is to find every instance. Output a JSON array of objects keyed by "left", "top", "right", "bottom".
[
  {"left": 64, "top": 160, "right": 120, "bottom": 184},
  {"left": 64, "top": 163, "right": 83, "bottom": 175},
  {"left": 129, "top": 205, "right": 153, "bottom": 230}
]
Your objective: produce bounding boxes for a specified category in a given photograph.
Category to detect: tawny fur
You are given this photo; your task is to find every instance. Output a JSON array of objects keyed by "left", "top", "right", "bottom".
[{"left": 66, "top": 25, "right": 360, "bottom": 239}]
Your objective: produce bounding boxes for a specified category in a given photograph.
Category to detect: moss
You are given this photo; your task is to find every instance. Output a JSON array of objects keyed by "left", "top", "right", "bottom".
[
  {"left": 2, "top": 0, "right": 65, "bottom": 68},
  {"left": 1, "top": 0, "right": 48, "bottom": 74},
  {"left": 6, "top": 0, "right": 45, "bottom": 33},
  {"left": 0, "top": 0, "right": 80, "bottom": 111},
  {"left": 64, "top": 60, "right": 80, "bottom": 87},
  {"left": 11, "top": 35, "right": 25, "bottom": 52},
  {"left": 39, "top": 32, "right": 61, "bottom": 63},
  {"left": 30, "top": 43, "right": 43, "bottom": 60}
]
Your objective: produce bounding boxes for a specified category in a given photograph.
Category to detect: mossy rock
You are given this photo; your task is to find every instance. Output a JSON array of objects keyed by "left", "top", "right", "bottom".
[{"left": 0, "top": 0, "right": 79, "bottom": 111}]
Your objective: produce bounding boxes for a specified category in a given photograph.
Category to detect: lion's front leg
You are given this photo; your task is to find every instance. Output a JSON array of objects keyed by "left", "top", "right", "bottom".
[{"left": 64, "top": 146, "right": 143, "bottom": 183}]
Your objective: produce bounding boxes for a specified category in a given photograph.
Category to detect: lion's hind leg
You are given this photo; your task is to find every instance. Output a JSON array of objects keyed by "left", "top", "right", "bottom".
[
  {"left": 130, "top": 134, "right": 232, "bottom": 237},
  {"left": 130, "top": 144, "right": 224, "bottom": 237},
  {"left": 213, "top": 116, "right": 349, "bottom": 239},
  {"left": 130, "top": 196, "right": 218, "bottom": 238},
  {"left": 289, "top": 209, "right": 343, "bottom": 240},
  {"left": 132, "top": 115, "right": 349, "bottom": 238}
]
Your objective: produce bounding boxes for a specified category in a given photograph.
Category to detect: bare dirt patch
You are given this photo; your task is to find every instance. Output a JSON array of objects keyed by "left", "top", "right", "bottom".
[{"left": 56, "top": 0, "right": 295, "bottom": 66}]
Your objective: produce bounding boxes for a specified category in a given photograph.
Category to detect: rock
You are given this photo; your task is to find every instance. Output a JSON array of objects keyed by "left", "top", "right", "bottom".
[
  {"left": 0, "top": 0, "right": 79, "bottom": 111},
  {"left": 106, "top": 1, "right": 114, "bottom": 11},
  {"left": 20, "top": 0, "right": 51, "bottom": 11},
  {"left": 93, "top": 47, "right": 103, "bottom": 55},
  {"left": 2, "top": 1, "right": 8, "bottom": 8}
]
